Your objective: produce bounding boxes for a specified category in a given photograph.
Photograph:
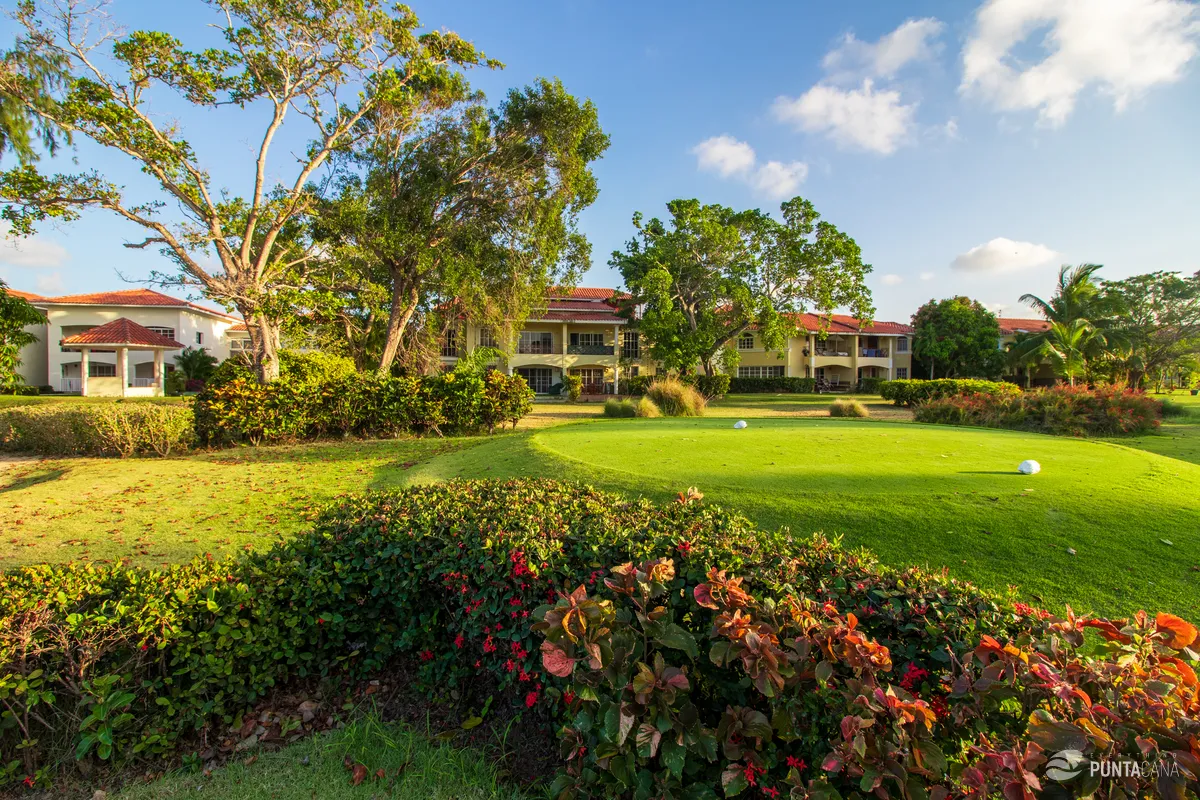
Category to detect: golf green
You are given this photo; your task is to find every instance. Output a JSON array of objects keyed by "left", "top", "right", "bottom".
[{"left": 407, "top": 417, "right": 1200, "bottom": 618}]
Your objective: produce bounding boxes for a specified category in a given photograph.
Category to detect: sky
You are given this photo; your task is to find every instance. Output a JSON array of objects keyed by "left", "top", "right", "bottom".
[{"left": 2, "top": 0, "right": 1199, "bottom": 323}]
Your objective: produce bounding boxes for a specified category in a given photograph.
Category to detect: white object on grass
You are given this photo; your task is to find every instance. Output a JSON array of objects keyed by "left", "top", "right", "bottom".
[
  {"left": 1018, "top": 459, "right": 1041, "bottom": 475},
  {"left": 733, "top": 420, "right": 748, "bottom": 429}
]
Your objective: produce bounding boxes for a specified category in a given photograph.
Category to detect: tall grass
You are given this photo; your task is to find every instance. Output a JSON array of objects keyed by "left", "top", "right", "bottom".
[
  {"left": 645, "top": 379, "right": 706, "bottom": 417},
  {"left": 604, "top": 397, "right": 663, "bottom": 418},
  {"left": 829, "top": 399, "right": 870, "bottom": 418}
]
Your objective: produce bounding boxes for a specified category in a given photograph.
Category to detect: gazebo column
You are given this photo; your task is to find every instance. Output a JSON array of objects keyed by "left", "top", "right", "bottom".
[
  {"left": 612, "top": 324, "right": 620, "bottom": 395},
  {"left": 154, "top": 349, "right": 165, "bottom": 396},
  {"left": 80, "top": 348, "right": 89, "bottom": 396},
  {"left": 118, "top": 346, "right": 129, "bottom": 397}
]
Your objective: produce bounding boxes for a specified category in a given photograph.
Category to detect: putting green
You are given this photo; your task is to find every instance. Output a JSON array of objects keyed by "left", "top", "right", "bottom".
[{"left": 408, "top": 417, "right": 1200, "bottom": 618}]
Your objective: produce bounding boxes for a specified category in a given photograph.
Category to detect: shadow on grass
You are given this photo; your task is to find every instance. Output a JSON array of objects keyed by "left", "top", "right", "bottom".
[
  {"left": 0, "top": 466, "right": 68, "bottom": 494},
  {"left": 956, "top": 471, "right": 1023, "bottom": 475}
]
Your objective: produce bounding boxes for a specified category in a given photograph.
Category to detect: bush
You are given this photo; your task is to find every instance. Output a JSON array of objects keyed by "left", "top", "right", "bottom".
[
  {"left": 645, "top": 378, "right": 706, "bottom": 417},
  {"left": 856, "top": 376, "right": 885, "bottom": 394},
  {"left": 635, "top": 396, "right": 661, "bottom": 418},
  {"left": 1, "top": 385, "right": 39, "bottom": 396},
  {"left": 914, "top": 384, "right": 1162, "bottom": 436},
  {"left": 623, "top": 375, "right": 654, "bottom": 396},
  {"left": 0, "top": 402, "right": 195, "bottom": 457},
  {"left": 603, "top": 398, "right": 637, "bottom": 418},
  {"left": 728, "top": 376, "right": 816, "bottom": 394},
  {"left": 164, "top": 370, "right": 186, "bottom": 397},
  {"left": 183, "top": 378, "right": 205, "bottom": 393},
  {"left": 683, "top": 373, "right": 731, "bottom": 399},
  {"left": 1161, "top": 398, "right": 1190, "bottom": 418},
  {"left": 565, "top": 374, "right": 583, "bottom": 403},
  {"left": 5, "top": 480, "right": 1193, "bottom": 798},
  {"left": 829, "top": 398, "right": 869, "bottom": 418},
  {"left": 880, "top": 378, "right": 1022, "bottom": 407},
  {"left": 277, "top": 350, "right": 358, "bottom": 383},
  {"left": 193, "top": 369, "right": 533, "bottom": 445}
]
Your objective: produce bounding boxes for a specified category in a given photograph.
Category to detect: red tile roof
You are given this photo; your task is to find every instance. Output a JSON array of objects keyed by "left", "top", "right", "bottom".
[
  {"left": 34, "top": 288, "right": 240, "bottom": 320},
  {"left": 998, "top": 317, "right": 1052, "bottom": 334},
  {"left": 60, "top": 318, "right": 186, "bottom": 349},
  {"left": 228, "top": 322, "right": 249, "bottom": 332},
  {"left": 548, "top": 287, "right": 630, "bottom": 301},
  {"left": 790, "top": 313, "right": 912, "bottom": 334},
  {"left": 5, "top": 288, "right": 44, "bottom": 301}
]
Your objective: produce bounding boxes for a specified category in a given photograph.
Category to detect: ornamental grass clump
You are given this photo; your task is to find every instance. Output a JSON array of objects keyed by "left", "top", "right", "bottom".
[
  {"left": 603, "top": 398, "right": 636, "bottom": 418},
  {"left": 645, "top": 378, "right": 706, "bottom": 417},
  {"left": 635, "top": 396, "right": 661, "bottom": 417},
  {"left": 828, "top": 398, "right": 869, "bottom": 418}
]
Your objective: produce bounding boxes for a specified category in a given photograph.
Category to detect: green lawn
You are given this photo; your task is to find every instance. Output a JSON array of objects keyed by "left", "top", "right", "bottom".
[
  {"left": 114, "top": 715, "right": 526, "bottom": 800},
  {"left": 402, "top": 416, "right": 1200, "bottom": 619}
]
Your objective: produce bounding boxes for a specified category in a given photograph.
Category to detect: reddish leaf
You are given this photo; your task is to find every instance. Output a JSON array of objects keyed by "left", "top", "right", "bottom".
[
  {"left": 1155, "top": 613, "right": 1198, "bottom": 649},
  {"left": 349, "top": 763, "right": 367, "bottom": 786},
  {"left": 693, "top": 583, "right": 718, "bottom": 609},
  {"left": 540, "top": 641, "right": 577, "bottom": 678}
]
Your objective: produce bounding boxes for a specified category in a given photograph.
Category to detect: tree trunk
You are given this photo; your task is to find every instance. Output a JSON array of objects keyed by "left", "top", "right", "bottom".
[
  {"left": 240, "top": 307, "right": 282, "bottom": 383},
  {"left": 929, "top": 361, "right": 934, "bottom": 380},
  {"left": 377, "top": 280, "right": 420, "bottom": 374}
]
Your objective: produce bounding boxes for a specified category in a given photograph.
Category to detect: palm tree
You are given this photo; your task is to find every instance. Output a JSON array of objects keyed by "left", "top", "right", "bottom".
[
  {"left": 1014, "top": 264, "right": 1127, "bottom": 383},
  {"left": 174, "top": 347, "right": 218, "bottom": 381},
  {"left": 1036, "top": 320, "right": 1101, "bottom": 386},
  {"left": 1004, "top": 332, "right": 1040, "bottom": 388}
]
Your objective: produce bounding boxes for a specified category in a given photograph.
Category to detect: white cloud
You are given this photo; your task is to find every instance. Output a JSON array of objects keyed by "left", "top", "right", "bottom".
[
  {"left": 773, "top": 80, "right": 917, "bottom": 155},
  {"left": 35, "top": 272, "right": 64, "bottom": 294},
  {"left": 824, "top": 18, "right": 945, "bottom": 79},
  {"left": 691, "top": 135, "right": 756, "bottom": 177},
  {"left": 692, "top": 136, "right": 807, "bottom": 198},
  {"left": 942, "top": 119, "right": 960, "bottom": 139},
  {"left": 951, "top": 237, "right": 1062, "bottom": 273},
  {"left": 919, "top": 271, "right": 936, "bottom": 281},
  {"left": 961, "top": 0, "right": 1200, "bottom": 126},
  {"left": 879, "top": 273, "right": 904, "bottom": 286},
  {"left": 0, "top": 223, "right": 68, "bottom": 269},
  {"left": 983, "top": 302, "right": 1009, "bottom": 316}
]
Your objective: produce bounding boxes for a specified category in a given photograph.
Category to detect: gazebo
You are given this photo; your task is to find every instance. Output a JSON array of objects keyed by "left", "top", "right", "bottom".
[{"left": 60, "top": 318, "right": 186, "bottom": 397}]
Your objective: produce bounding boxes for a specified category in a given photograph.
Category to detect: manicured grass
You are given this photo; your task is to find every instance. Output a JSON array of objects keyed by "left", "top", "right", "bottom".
[
  {"left": 1108, "top": 392, "right": 1200, "bottom": 466},
  {"left": 0, "top": 395, "right": 189, "bottom": 408},
  {"left": 114, "top": 715, "right": 527, "bottom": 800},
  {"left": 402, "top": 417, "right": 1200, "bottom": 619},
  {"left": 0, "top": 438, "right": 465, "bottom": 567}
]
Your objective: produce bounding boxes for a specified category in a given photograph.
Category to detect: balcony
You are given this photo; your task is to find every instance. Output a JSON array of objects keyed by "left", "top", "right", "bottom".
[
  {"left": 567, "top": 344, "right": 614, "bottom": 356},
  {"left": 860, "top": 348, "right": 889, "bottom": 358},
  {"left": 814, "top": 348, "right": 852, "bottom": 357}
]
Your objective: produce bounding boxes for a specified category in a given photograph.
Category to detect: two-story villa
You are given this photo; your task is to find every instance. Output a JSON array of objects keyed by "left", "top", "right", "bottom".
[
  {"left": 441, "top": 288, "right": 915, "bottom": 393},
  {"left": 12, "top": 288, "right": 249, "bottom": 396}
]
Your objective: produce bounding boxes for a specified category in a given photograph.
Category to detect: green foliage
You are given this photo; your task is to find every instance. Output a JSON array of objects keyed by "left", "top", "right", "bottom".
[
  {"left": 910, "top": 296, "right": 1005, "bottom": 379},
  {"left": 1100, "top": 271, "right": 1200, "bottom": 388},
  {"left": 565, "top": 374, "right": 583, "bottom": 403},
  {"left": 277, "top": 350, "right": 358, "bottom": 383},
  {"left": 603, "top": 398, "right": 636, "bottom": 418},
  {"left": 855, "top": 376, "right": 885, "bottom": 393},
  {"left": 0, "top": 280, "right": 46, "bottom": 392},
  {"left": 880, "top": 378, "right": 1021, "bottom": 407},
  {"left": 688, "top": 373, "right": 730, "bottom": 399},
  {"left": 914, "top": 384, "right": 1163, "bottom": 436},
  {"left": 1161, "top": 398, "right": 1190, "bottom": 418},
  {"left": 828, "top": 398, "right": 869, "bottom": 418},
  {"left": 0, "top": 402, "right": 195, "bottom": 456},
  {"left": 193, "top": 369, "right": 532, "bottom": 445},
  {"left": 172, "top": 347, "right": 218, "bottom": 382},
  {"left": 645, "top": 379, "right": 706, "bottom": 417},
  {"left": 623, "top": 375, "right": 654, "bottom": 396},
  {"left": 611, "top": 197, "right": 874, "bottom": 375},
  {"left": 727, "top": 376, "right": 816, "bottom": 394},
  {"left": 163, "top": 370, "right": 187, "bottom": 396}
]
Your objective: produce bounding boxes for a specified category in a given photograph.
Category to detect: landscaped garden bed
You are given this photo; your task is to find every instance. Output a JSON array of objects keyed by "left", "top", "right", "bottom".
[
  {"left": 2, "top": 480, "right": 1196, "bottom": 796},
  {"left": 915, "top": 384, "right": 1163, "bottom": 436}
]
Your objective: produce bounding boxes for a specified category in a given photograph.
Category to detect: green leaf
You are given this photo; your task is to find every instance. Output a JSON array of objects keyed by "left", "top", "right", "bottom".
[
  {"left": 460, "top": 716, "right": 482, "bottom": 730},
  {"left": 656, "top": 624, "right": 699, "bottom": 658},
  {"left": 660, "top": 736, "right": 686, "bottom": 778},
  {"left": 915, "top": 740, "right": 947, "bottom": 778}
]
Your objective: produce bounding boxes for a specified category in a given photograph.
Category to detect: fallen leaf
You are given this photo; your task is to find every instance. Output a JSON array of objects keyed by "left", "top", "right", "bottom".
[{"left": 349, "top": 763, "right": 368, "bottom": 786}]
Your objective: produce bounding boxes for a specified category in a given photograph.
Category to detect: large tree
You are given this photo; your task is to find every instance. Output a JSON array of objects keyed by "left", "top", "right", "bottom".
[
  {"left": 1100, "top": 271, "right": 1200, "bottom": 388},
  {"left": 910, "top": 296, "right": 1005, "bottom": 379},
  {"left": 310, "top": 78, "right": 608, "bottom": 372},
  {"left": 0, "top": 0, "right": 494, "bottom": 381},
  {"left": 0, "top": 279, "right": 46, "bottom": 391},
  {"left": 610, "top": 197, "right": 873, "bottom": 376}
]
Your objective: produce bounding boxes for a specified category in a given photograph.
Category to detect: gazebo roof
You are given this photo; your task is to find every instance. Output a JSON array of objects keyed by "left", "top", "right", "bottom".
[{"left": 61, "top": 318, "right": 186, "bottom": 349}]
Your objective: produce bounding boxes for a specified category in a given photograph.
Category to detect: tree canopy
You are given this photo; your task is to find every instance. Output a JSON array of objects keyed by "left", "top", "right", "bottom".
[
  {"left": 0, "top": 0, "right": 496, "bottom": 381},
  {"left": 610, "top": 197, "right": 873, "bottom": 376},
  {"left": 0, "top": 279, "right": 46, "bottom": 391},
  {"left": 1101, "top": 271, "right": 1200, "bottom": 388},
  {"left": 910, "top": 296, "right": 1004, "bottom": 379}
]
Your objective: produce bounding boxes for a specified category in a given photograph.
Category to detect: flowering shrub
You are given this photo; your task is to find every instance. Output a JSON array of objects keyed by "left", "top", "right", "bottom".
[
  {"left": 880, "top": 379, "right": 1022, "bottom": 407},
  {"left": 914, "top": 385, "right": 1163, "bottom": 436},
  {"left": 193, "top": 369, "right": 532, "bottom": 445}
]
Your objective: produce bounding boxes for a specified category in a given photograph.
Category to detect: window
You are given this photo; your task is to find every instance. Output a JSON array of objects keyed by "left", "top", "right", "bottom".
[
  {"left": 515, "top": 367, "right": 553, "bottom": 393},
  {"left": 478, "top": 328, "right": 498, "bottom": 348},
  {"left": 146, "top": 326, "right": 175, "bottom": 340},
  {"left": 896, "top": 367, "right": 908, "bottom": 379},
  {"left": 570, "top": 367, "right": 606, "bottom": 392},
  {"left": 815, "top": 367, "right": 825, "bottom": 380},
  {"left": 737, "top": 366, "right": 785, "bottom": 378},
  {"left": 88, "top": 363, "right": 116, "bottom": 377},
  {"left": 570, "top": 332, "right": 605, "bottom": 347},
  {"left": 896, "top": 336, "right": 908, "bottom": 353},
  {"left": 629, "top": 365, "right": 640, "bottom": 377},
  {"left": 229, "top": 338, "right": 251, "bottom": 351},
  {"left": 441, "top": 328, "right": 459, "bottom": 358},
  {"left": 518, "top": 331, "right": 554, "bottom": 354},
  {"left": 195, "top": 332, "right": 204, "bottom": 345},
  {"left": 621, "top": 330, "right": 640, "bottom": 359},
  {"left": 737, "top": 333, "right": 754, "bottom": 351}
]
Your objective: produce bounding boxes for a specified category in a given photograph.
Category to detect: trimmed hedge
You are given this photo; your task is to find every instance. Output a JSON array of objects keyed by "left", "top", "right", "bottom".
[
  {"left": 727, "top": 376, "right": 816, "bottom": 394},
  {"left": 855, "top": 376, "right": 885, "bottom": 394},
  {"left": 3, "top": 480, "right": 1195, "bottom": 797},
  {"left": 0, "top": 402, "right": 195, "bottom": 457},
  {"left": 193, "top": 369, "right": 532, "bottom": 445},
  {"left": 914, "top": 384, "right": 1163, "bottom": 436},
  {"left": 880, "top": 378, "right": 1022, "bottom": 407}
]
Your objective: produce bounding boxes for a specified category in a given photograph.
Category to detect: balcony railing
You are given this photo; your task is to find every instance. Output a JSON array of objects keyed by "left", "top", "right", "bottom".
[
  {"left": 814, "top": 348, "right": 852, "bottom": 357},
  {"left": 517, "top": 342, "right": 554, "bottom": 355},
  {"left": 567, "top": 344, "right": 614, "bottom": 356},
  {"left": 860, "top": 348, "right": 889, "bottom": 358}
]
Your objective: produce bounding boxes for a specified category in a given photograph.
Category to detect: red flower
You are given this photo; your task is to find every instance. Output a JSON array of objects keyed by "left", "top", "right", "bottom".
[
  {"left": 419, "top": 649, "right": 434, "bottom": 662},
  {"left": 762, "top": 788, "right": 780, "bottom": 799},
  {"left": 786, "top": 756, "right": 806, "bottom": 770},
  {"left": 454, "top": 634, "right": 465, "bottom": 649},
  {"left": 524, "top": 691, "right": 539, "bottom": 708},
  {"left": 676, "top": 539, "right": 693, "bottom": 556},
  {"left": 505, "top": 659, "right": 516, "bottom": 672},
  {"left": 742, "top": 762, "right": 763, "bottom": 786},
  {"left": 563, "top": 691, "right": 576, "bottom": 705},
  {"left": 23, "top": 777, "right": 34, "bottom": 788}
]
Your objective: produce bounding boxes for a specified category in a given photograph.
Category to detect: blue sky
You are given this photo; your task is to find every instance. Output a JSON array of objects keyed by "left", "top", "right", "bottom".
[{"left": 2, "top": 0, "right": 1198, "bottom": 322}]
